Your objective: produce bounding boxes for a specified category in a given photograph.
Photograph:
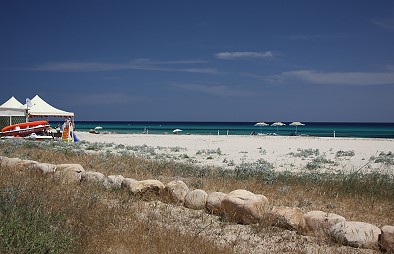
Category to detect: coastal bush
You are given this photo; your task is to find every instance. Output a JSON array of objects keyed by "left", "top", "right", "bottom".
[
  {"left": 196, "top": 149, "right": 221, "bottom": 156},
  {"left": 305, "top": 156, "right": 335, "bottom": 170},
  {"left": 0, "top": 188, "right": 77, "bottom": 253},
  {"left": 289, "top": 148, "right": 319, "bottom": 158},
  {"left": 371, "top": 151, "right": 394, "bottom": 165},
  {"left": 232, "top": 159, "right": 275, "bottom": 182},
  {"left": 336, "top": 150, "right": 355, "bottom": 157}
]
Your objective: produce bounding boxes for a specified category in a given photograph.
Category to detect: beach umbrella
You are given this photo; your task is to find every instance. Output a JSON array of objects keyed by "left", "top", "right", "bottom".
[
  {"left": 271, "top": 122, "right": 286, "bottom": 133},
  {"left": 173, "top": 129, "right": 182, "bottom": 134},
  {"left": 289, "top": 122, "right": 305, "bottom": 134},
  {"left": 254, "top": 122, "right": 269, "bottom": 133}
]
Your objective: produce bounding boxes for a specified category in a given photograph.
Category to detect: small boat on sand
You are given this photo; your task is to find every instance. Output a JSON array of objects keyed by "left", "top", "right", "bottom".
[{"left": 0, "top": 121, "right": 50, "bottom": 137}]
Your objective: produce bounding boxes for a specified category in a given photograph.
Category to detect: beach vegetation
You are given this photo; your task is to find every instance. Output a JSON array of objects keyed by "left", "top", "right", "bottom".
[
  {"left": 258, "top": 147, "right": 267, "bottom": 155},
  {"left": 170, "top": 146, "right": 185, "bottom": 152},
  {"left": 231, "top": 159, "right": 274, "bottom": 181},
  {"left": 289, "top": 148, "right": 319, "bottom": 158},
  {"left": 216, "top": 148, "right": 222, "bottom": 155},
  {"left": 305, "top": 156, "right": 335, "bottom": 170},
  {"left": 115, "top": 144, "right": 125, "bottom": 149},
  {"left": 180, "top": 153, "right": 189, "bottom": 159},
  {"left": 0, "top": 140, "right": 393, "bottom": 252},
  {"left": 196, "top": 149, "right": 222, "bottom": 156},
  {"left": 370, "top": 151, "right": 394, "bottom": 165},
  {"left": 336, "top": 150, "right": 355, "bottom": 157},
  {"left": 0, "top": 187, "right": 77, "bottom": 253}
]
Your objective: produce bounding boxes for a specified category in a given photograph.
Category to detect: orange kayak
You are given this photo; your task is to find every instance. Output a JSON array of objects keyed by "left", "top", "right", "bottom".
[
  {"left": 0, "top": 121, "right": 50, "bottom": 137},
  {"left": 1, "top": 121, "right": 49, "bottom": 132}
]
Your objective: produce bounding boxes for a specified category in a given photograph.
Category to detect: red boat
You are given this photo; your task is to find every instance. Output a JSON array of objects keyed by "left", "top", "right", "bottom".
[{"left": 0, "top": 121, "right": 50, "bottom": 137}]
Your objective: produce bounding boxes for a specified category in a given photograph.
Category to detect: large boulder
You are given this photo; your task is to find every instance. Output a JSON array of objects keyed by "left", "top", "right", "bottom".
[
  {"left": 222, "top": 189, "right": 269, "bottom": 224},
  {"left": 206, "top": 192, "right": 227, "bottom": 215},
  {"left": 28, "top": 162, "right": 56, "bottom": 175},
  {"left": 300, "top": 210, "right": 346, "bottom": 237},
  {"left": 270, "top": 206, "right": 304, "bottom": 230},
  {"left": 82, "top": 171, "right": 106, "bottom": 184},
  {"left": 54, "top": 164, "right": 85, "bottom": 184},
  {"left": 0, "top": 156, "right": 23, "bottom": 168},
  {"left": 128, "top": 180, "right": 165, "bottom": 196},
  {"left": 330, "top": 221, "right": 381, "bottom": 249},
  {"left": 103, "top": 175, "right": 125, "bottom": 189},
  {"left": 121, "top": 178, "right": 138, "bottom": 189},
  {"left": 184, "top": 189, "right": 208, "bottom": 210},
  {"left": 379, "top": 225, "right": 394, "bottom": 253},
  {"left": 165, "top": 180, "right": 189, "bottom": 205}
]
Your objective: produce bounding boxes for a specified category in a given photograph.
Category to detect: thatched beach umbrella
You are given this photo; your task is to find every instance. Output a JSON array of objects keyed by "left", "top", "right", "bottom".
[
  {"left": 289, "top": 122, "right": 305, "bottom": 134},
  {"left": 271, "top": 122, "right": 286, "bottom": 133},
  {"left": 254, "top": 122, "right": 269, "bottom": 133}
]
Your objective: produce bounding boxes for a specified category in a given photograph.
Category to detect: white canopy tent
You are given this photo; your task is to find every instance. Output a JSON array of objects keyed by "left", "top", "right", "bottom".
[
  {"left": 0, "top": 97, "right": 26, "bottom": 128},
  {"left": 0, "top": 95, "right": 74, "bottom": 129},
  {"left": 0, "top": 96, "right": 24, "bottom": 109},
  {"left": 0, "top": 97, "right": 25, "bottom": 117},
  {"left": 21, "top": 95, "right": 74, "bottom": 118}
]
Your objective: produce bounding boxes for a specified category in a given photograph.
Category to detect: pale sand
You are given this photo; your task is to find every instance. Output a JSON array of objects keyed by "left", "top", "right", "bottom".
[{"left": 76, "top": 132, "right": 394, "bottom": 174}]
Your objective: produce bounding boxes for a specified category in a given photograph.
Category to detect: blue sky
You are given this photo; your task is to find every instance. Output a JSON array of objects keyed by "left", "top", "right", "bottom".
[{"left": 1, "top": 0, "right": 394, "bottom": 122}]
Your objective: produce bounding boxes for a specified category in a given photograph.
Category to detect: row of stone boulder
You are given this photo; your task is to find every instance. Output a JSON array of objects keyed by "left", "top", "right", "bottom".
[{"left": 0, "top": 155, "right": 393, "bottom": 253}]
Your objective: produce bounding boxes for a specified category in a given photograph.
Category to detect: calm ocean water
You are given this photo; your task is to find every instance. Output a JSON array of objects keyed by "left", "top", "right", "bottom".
[{"left": 53, "top": 121, "right": 394, "bottom": 139}]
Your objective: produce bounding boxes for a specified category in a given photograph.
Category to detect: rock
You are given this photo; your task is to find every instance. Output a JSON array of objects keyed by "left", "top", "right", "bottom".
[
  {"left": 103, "top": 175, "right": 125, "bottom": 189},
  {"left": 56, "top": 163, "right": 85, "bottom": 172},
  {"left": 29, "top": 162, "right": 56, "bottom": 174},
  {"left": 184, "top": 189, "right": 208, "bottom": 210},
  {"left": 206, "top": 192, "right": 227, "bottom": 215},
  {"left": 222, "top": 189, "right": 269, "bottom": 224},
  {"left": 270, "top": 206, "right": 304, "bottom": 230},
  {"left": 82, "top": 171, "right": 106, "bottom": 184},
  {"left": 300, "top": 210, "right": 346, "bottom": 237},
  {"left": 165, "top": 180, "right": 189, "bottom": 205},
  {"left": 380, "top": 225, "right": 394, "bottom": 253},
  {"left": 331, "top": 221, "right": 381, "bottom": 249},
  {"left": 0, "top": 157, "right": 55, "bottom": 175},
  {"left": 54, "top": 164, "right": 85, "bottom": 184},
  {"left": 121, "top": 178, "right": 138, "bottom": 189},
  {"left": 0, "top": 156, "right": 23, "bottom": 168},
  {"left": 128, "top": 180, "right": 165, "bottom": 195}
]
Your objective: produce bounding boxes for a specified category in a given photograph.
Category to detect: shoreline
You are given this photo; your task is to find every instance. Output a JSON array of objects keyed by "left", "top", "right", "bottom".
[{"left": 76, "top": 132, "right": 394, "bottom": 175}]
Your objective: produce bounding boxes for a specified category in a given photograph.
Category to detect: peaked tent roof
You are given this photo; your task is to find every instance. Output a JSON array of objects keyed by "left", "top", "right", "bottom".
[
  {"left": 0, "top": 96, "right": 25, "bottom": 116},
  {"left": 21, "top": 95, "right": 74, "bottom": 117},
  {"left": 0, "top": 96, "right": 23, "bottom": 108}
]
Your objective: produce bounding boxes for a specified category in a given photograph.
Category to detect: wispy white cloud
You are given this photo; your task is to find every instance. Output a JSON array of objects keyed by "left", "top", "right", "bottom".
[
  {"left": 215, "top": 51, "right": 276, "bottom": 60},
  {"left": 279, "top": 70, "right": 394, "bottom": 85},
  {"left": 26, "top": 59, "right": 216, "bottom": 74},
  {"left": 372, "top": 19, "right": 394, "bottom": 30},
  {"left": 173, "top": 83, "right": 255, "bottom": 97}
]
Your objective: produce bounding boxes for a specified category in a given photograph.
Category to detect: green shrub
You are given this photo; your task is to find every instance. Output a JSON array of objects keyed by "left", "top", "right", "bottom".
[
  {"left": 305, "top": 156, "right": 335, "bottom": 170},
  {"left": 371, "top": 151, "right": 394, "bottom": 165},
  {"left": 0, "top": 188, "right": 77, "bottom": 254},
  {"left": 336, "top": 150, "right": 355, "bottom": 157},
  {"left": 289, "top": 148, "right": 319, "bottom": 158}
]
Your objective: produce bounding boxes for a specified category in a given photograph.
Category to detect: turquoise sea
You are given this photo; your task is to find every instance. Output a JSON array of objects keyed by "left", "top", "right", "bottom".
[{"left": 53, "top": 121, "right": 394, "bottom": 139}]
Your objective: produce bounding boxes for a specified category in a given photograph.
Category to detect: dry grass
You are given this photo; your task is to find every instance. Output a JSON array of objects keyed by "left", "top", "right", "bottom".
[{"left": 0, "top": 139, "right": 392, "bottom": 253}]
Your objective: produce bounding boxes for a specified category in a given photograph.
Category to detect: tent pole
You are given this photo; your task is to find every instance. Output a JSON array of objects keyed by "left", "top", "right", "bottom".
[{"left": 25, "top": 104, "right": 29, "bottom": 122}]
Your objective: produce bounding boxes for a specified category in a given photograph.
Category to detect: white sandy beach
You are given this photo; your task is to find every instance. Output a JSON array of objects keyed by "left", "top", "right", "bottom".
[{"left": 76, "top": 132, "right": 394, "bottom": 175}]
